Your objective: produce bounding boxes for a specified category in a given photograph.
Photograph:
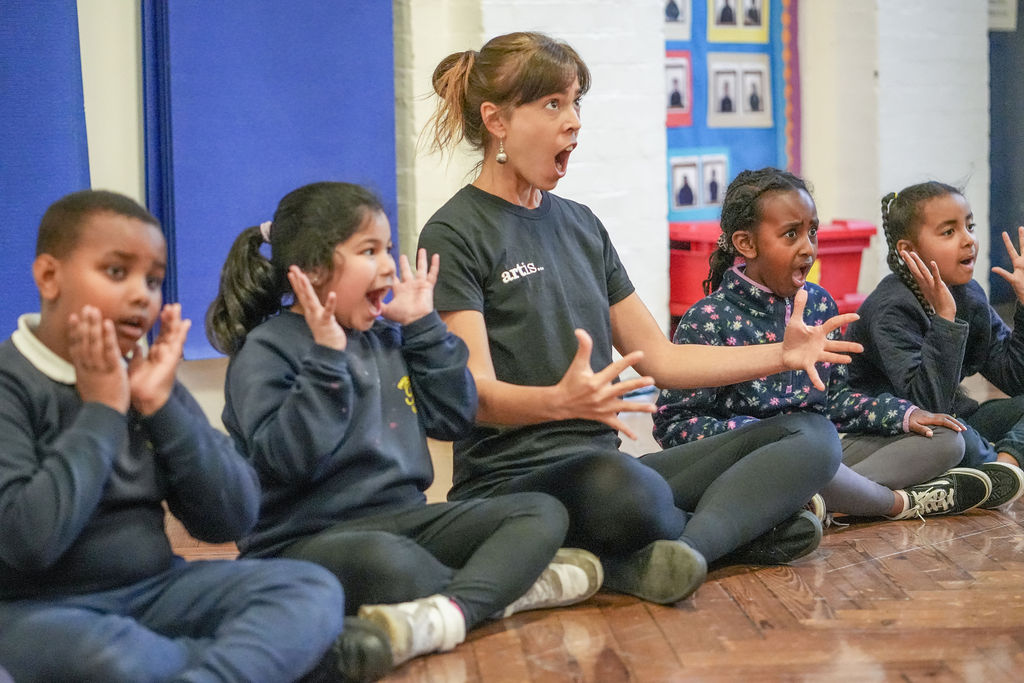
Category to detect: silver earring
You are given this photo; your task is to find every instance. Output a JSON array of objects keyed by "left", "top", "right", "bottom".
[{"left": 496, "top": 138, "right": 508, "bottom": 164}]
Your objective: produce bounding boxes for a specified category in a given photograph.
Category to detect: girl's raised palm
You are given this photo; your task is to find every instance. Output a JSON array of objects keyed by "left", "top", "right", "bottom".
[
  {"left": 288, "top": 265, "right": 347, "bottom": 351},
  {"left": 991, "top": 226, "right": 1024, "bottom": 305},
  {"left": 901, "top": 249, "right": 955, "bottom": 321},
  {"left": 382, "top": 249, "right": 438, "bottom": 325}
]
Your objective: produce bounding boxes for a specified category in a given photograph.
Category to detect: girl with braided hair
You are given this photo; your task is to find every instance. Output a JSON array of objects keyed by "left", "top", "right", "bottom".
[
  {"left": 845, "top": 181, "right": 1024, "bottom": 509},
  {"left": 656, "top": 168, "right": 990, "bottom": 523}
]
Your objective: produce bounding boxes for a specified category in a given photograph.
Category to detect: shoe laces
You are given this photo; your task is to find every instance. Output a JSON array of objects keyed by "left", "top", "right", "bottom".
[{"left": 906, "top": 485, "right": 954, "bottom": 516}]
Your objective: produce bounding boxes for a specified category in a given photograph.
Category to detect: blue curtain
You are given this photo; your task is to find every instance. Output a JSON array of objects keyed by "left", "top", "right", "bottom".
[
  {"left": 0, "top": 1, "right": 90, "bottom": 336},
  {"left": 142, "top": 1, "right": 397, "bottom": 358}
]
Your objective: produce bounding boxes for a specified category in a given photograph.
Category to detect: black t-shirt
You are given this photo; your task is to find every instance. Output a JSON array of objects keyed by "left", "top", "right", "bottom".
[{"left": 418, "top": 184, "right": 635, "bottom": 498}]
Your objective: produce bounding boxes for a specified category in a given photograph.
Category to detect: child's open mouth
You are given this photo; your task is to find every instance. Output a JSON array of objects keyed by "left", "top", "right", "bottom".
[
  {"left": 554, "top": 144, "right": 576, "bottom": 177},
  {"left": 366, "top": 287, "right": 389, "bottom": 317},
  {"left": 115, "top": 316, "right": 147, "bottom": 341},
  {"left": 793, "top": 263, "right": 811, "bottom": 288}
]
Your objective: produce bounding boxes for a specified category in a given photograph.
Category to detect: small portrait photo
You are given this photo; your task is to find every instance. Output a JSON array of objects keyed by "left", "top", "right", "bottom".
[
  {"left": 665, "top": 0, "right": 692, "bottom": 40},
  {"left": 702, "top": 155, "right": 727, "bottom": 207},
  {"left": 712, "top": 69, "right": 738, "bottom": 114},
  {"left": 742, "top": 70, "right": 765, "bottom": 113},
  {"left": 665, "top": 51, "right": 693, "bottom": 127},
  {"left": 666, "top": 64, "right": 688, "bottom": 111},
  {"left": 743, "top": 0, "right": 763, "bottom": 27},
  {"left": 707, "top": 52, "right": 772, "bottom": 127},
  {"left": 671, "top": 159, "right": 700, "bottom": 210},
  {"left": 714, "top": 0, "right": 738, "bottom": 25},
  {"left": 707, "top": 0, "right": 769, "bottom": 43}
]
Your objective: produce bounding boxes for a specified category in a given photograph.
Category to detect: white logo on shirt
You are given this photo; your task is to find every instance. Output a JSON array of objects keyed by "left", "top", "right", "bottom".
[{"left": 500, "top": 262, "right": 544, "bottom": 284}]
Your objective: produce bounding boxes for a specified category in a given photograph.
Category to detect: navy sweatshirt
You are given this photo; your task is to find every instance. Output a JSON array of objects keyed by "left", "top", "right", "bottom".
[
  {"left": 223, "top": 311, "right": 477, "bottom": 557},
  {"left": 0, "top": 315, "right": 260, "bottom": 601}
]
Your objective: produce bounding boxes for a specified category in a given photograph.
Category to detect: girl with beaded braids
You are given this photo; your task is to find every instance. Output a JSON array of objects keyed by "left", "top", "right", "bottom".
[
  {"left": 418, "top": 32, "right": 860, "bottom": 607},
  {"left": 845, "top": 181, "right": 1024, "bottom": 509},
  {"left": 656, "top": 168, "right": 990, "bottom": 524}
]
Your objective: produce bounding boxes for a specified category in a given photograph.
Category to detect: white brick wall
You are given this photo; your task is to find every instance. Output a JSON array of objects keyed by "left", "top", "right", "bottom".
[
  {"left": 801, "top": 0, "right": 990, "bottom": 293},
  {"left": 396, "top": 0, "right": 671, "bottom": 332}
]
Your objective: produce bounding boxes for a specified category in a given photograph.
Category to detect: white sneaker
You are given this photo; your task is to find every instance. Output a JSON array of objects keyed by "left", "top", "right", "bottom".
[
  {"left": 503, "top": 548, "right": 603, "bottom": 617},
  {"left": 358, "top": 594, "right": 465, "bottom": 666}
]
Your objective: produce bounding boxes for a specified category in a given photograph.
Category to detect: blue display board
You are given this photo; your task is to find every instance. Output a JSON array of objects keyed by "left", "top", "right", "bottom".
[
  {"left": 664, "top": 0, "right": 795, "bottom": 222},
  {"left": 142, "top": 1, "right": 397, "bottom": 358},
  {"left": 0, "top": 1, "right": 90, "bottom": 336}
]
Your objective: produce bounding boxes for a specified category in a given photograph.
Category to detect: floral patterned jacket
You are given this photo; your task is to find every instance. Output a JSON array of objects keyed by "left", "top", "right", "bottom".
[{"left": 653, "top": 266, "right": 915, "bottom": 447}]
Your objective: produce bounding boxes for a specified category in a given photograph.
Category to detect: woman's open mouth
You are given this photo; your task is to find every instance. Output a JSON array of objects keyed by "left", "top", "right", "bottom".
[{"left": 554, "top": 144, "right": 576, "bottom": 177}]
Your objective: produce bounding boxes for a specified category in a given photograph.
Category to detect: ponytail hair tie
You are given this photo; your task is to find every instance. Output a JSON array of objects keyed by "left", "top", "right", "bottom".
[
  {"left": 259, "top": 221, "right": 272, "bottom": 243},
  {"left": 715, "top": 233, "right": 732, "bottom": 254}
]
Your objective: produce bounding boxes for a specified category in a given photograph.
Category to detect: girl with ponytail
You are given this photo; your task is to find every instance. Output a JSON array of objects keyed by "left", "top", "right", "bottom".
[
  {"left": 845, "top": 182, "right": 1024, "bottom": 508},
  {"left": 207, "top": 181, "right": 603, "bottom": 675}
]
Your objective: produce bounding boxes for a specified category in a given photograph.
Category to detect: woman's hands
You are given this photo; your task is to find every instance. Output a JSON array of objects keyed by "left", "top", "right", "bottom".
[
  {"left": 553, "top": 329, "right": 656, "bottom": 440},
  {"left": 382, "top": 249, "right": 438, "bottom": 325},
  {"left": 901, "top": 249, "right": 956, "bottom": 321},
  {"left": 907, "top": 408, "right": 964, "bottom": 438},
  {"left": 781, "top": 289, "right": 862, "bottom": 391},
  {"left": 288, "top": 265, "right": 347, "bottom": 351}
]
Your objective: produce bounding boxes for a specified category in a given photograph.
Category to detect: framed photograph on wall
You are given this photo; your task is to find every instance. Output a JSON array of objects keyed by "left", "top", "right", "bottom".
[
  {"left": 707, "top": 52, "right": 772, "bottom": 128},
  {"left": 666, "top": 50, "right": 693, "bottom": 127},
  {"left": 667, "top": 149, "right": 730, "bottom": 221},
  {"left": 664, "top": 0, "right": 692, "bottom": 41},
  {"left": 707, "top": 0, "right": 769, "bottom": 43},
  {"left": 670, "top": 156, "right": 699, "bottom": 210},
  {"left": 701, "top": 154, "right": 727, "bottom": 206}
]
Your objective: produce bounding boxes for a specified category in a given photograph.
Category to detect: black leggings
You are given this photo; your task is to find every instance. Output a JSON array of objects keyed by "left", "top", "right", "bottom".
[
  {"left": 280, "top": 493, "right": 567, "bottom": 629},
  {"left": 491, "top": 413, "right": 841, "bottom": 563}
]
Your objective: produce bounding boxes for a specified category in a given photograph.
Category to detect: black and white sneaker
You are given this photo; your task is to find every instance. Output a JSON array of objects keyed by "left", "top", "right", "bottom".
[
  {"left": 978, "top": 461, "right": 1024, "bottom": 509},
  {"left": 889, "top": 468, "right": 991, "bottom": 520}
]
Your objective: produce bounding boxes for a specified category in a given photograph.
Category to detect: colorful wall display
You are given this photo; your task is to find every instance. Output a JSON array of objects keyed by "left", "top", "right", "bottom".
[{"left": 665, "top": 0, "right": 798, "bottom": 222}]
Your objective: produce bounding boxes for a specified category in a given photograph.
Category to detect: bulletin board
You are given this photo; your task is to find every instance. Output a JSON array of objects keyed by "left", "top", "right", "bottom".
[
  {"left": 142, "top": 1, "right": 397, "bottom": 359},
  {"left": 663, "top": 0, "right": 800, "bottom": 221}
]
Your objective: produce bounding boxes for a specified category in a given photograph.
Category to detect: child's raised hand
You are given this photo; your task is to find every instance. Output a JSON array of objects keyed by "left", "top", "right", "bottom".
[
  {"left": 288, "top": 265, "right": 346, "bottom": 351},
  {"left": 781, "top": 289, "right": 862, "bottom": 391},
  {"left": 381, "top": 249, "right": 438, "bottom": 325},
  {"left": 553, "top": 329, "right": 656, "bottom": 440},
  {"left": 906, "top": 409, "right": 964, "bottom": 438},
  {"left": 68, "top": 305, "right": 130, "bottom": 414},
  {"left": 129, "top": 303, "right": 189, "bottom": 415},
  {"left": 901, "top": 249, "right": 956, "bottom": 321},
  {"left": 991, "top": 226, "right": 1024, "bottom": 305}
]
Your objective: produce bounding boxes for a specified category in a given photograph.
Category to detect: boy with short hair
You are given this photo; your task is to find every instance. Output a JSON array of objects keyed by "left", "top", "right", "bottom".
[{"left": 0, "top": 190, "right": 388, "bottom": 682}]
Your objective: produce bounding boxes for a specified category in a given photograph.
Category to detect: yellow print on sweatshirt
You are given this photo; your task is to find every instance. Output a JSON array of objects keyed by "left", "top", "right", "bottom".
[{"left": 397, "top": 375, "right": 417, "bottom": 414}]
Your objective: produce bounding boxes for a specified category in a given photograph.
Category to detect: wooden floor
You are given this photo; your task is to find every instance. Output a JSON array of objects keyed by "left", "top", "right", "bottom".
[{"left": 170, "top": 361, "right": 1024, "bottom": 682}]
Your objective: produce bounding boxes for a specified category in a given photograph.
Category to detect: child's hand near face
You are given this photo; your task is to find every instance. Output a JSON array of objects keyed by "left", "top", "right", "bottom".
[
  {"left": 382, "top": 249, "right": 438, "bottom": 325},
  {"left": 901, "top": 250, "right": 956, "bottom": 321},
  {"left": 288, "top": 265, "right": 347, "bottom": 351},
  {"left": 68, "top": 306, "right": 130, "bottom": 414},
  {"left": 991, "top": 226, "right": 1024, "bottom": 306},
  {"left": 906, "top": 408, "right": 964, "bottom": 438},
  {"left": 129, "top": 303, "right": 189, "bottom": 416}
]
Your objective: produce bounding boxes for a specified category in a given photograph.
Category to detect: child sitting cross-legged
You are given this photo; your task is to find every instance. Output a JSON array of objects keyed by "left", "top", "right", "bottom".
[
  {"left": 207, "top": 181, "right": 602, "bottom": 676},
  {"left": 654, "top": 169, "right": 994, "bottom": 526},
  {"left": 0, "top": 190, "right": 385, "bottom": 683}
]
